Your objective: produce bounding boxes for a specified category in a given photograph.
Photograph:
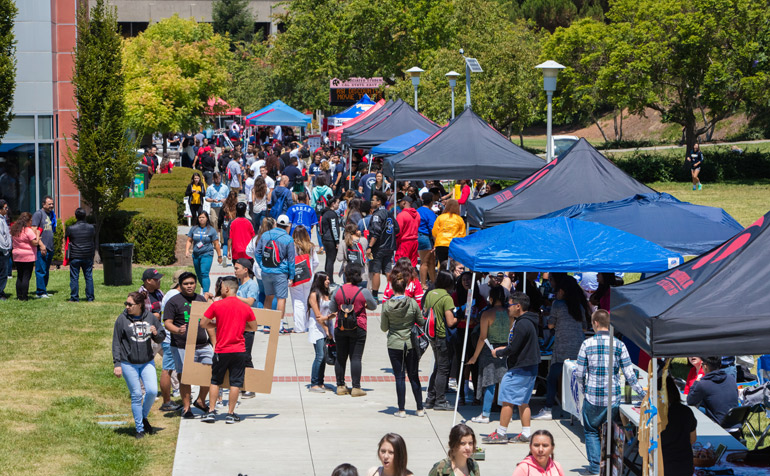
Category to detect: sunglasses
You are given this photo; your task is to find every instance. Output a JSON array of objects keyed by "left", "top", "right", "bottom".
[{"left": 124, "top": 301, "right": 137, "bottom": 307}]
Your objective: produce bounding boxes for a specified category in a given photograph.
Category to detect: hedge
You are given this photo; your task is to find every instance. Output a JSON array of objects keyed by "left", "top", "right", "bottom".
[
  {"left": 101, "top": 197, "right": 178, "bottom": 266},
  {"left": 610, "top": 148, "right": 770, "bottom": 183},
  {"left": 147, "top": 166, "right": 199, "bottom": 224},
  {"left": 145, "top": 187, "right": 186, "bottom": 224}
]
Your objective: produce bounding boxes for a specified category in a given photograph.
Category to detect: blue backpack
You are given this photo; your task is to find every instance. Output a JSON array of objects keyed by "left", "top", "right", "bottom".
[{"left": 270, "top": 191, "right": 287, "bottom": 219}]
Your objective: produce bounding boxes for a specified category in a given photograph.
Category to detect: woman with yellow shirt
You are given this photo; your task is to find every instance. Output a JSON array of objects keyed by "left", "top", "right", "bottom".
[
  {"left": 185, "top": 172, "right": 206, "bottom": 221},
  {"left": 432, "top": 199, "right": 465, "bottom": 264}
]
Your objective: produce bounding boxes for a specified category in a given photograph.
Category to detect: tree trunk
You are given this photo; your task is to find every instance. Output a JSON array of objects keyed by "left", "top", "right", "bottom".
[
  {"left": 684, "top": 112, "right": 697, "bottom": 153},
  {"left": 613, "top": 110, "right": 619, "bottom": 142},
  {"left": 93, "top": 211, "right": 103, "bottom": 264},
  {"left": 590, "top": 112, "right": 609, "bottom": 142},
  {"left": 519, "top": 132, "right": 524, "bottom": 147},
  {"left": 619, "top": 109, "right": 624, "bottom": 142}
]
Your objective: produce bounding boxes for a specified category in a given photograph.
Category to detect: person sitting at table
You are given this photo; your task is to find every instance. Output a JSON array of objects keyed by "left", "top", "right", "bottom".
[
  {"left": 660, "top": 373, "right": 697, "bottom": 476},
  {"left": 686, "top": 356, "right": 739, "bottom": 426},
  {"left": 684, "top": 356, "right": 705, "bottom": 395}
]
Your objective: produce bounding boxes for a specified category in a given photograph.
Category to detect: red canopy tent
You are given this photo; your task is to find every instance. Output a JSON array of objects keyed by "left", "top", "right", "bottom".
[{"left": 205, "top": 97, "right": 242, "bottom": 116}]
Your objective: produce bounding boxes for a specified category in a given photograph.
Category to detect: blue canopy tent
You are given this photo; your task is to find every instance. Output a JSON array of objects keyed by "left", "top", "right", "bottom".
[
  {"left": 370, "top": 129, "right": 430, "bottom": 156},
  {"left": 245, "top": 100, "right": 311, "bottom": 126},
  {"left": 538, "top": 193, "right": 744, "bottom": 256},
  {"left": 448, "top": 216, "right": 683, "bottom": 273},
  {"left": 328, "top": 94, "right": 376, "bottom": 126}
]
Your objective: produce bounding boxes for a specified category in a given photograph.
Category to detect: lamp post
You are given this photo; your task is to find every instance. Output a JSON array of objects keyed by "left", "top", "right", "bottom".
[
  {"left": 446, "top": 71, "right": 460, "bottom": 120},
  {"left": 459, "top": 49, "right": 483, "bottom": 110},
  {"left": 535, "top": 60, "right": 565, "bottom": 163},
  {"left": 406, "top": 67, "right": 424, "bottom": 112}
]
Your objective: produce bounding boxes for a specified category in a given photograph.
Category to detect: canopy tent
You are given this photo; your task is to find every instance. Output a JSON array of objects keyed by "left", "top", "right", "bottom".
[
  {"left": 383, "top": 108, "right": 543, "bottom": 181},
  {"left": 539, "top": 193, "right": 744, "bottom": 256},
  {"left": 448, "top": 216, "right": 682, "bottom": 273},
  {"left": 342, "top": 100, "right": 440, "bottom": 149},
  {"left": 244, "top": 100, "right": 311, "bottom": 127},
  {"left": 466, "top": 138, "right": 656, "bottom": 227},
  {"left": 337, "top": 100, "right": 398, "bottom": 139},
  {"left": 611, "top": 211, "right": 770, "bottom": 357},
  {"left": 328, "top": 99, "right": 387, "bottom": 142},
  {"left": 328, "top": 94, "right": 376, "bottom": 127},
  {"left": 205, "top": 97, "right": 242, "bottom": 116},
  {"left": 370, "top": 129, "right": 430, "bottom": 156}
]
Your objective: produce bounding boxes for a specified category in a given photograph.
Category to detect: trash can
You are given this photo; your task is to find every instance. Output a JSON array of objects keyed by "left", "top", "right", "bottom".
[{"left": 101, "top": 243, "right": 134, "bottom": 286}]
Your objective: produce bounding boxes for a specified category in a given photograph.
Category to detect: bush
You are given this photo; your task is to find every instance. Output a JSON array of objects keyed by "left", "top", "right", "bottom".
[
  {"left": 145, "top": 187, "right": 186, "bottom": 224},
  {"left": 150, "top": 166, "right": 198, "bottom": 189},
  {"left": 609, "top": 148, "right": 770, "bottom": 183},
  {"left": 101, "top": 197, "right": 178, "bottom": 265}
]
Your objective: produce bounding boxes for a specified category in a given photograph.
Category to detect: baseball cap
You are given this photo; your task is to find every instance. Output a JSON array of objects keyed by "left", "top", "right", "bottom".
[
  {"left": 142, "top": 268, "right": 163, "bottom": 281},
  {"left": 234, "top": 257, "right": 253, "bottom": 269},
  {"left": 277, "top": 214, "right": 291, "bottom": 227}
]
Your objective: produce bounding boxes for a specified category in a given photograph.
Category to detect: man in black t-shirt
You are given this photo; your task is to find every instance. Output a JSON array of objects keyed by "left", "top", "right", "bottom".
[
  {"left": 367, "top": 190, "right": 399, "bottom": 299},
  {"left": 164, "top": 272, "right": 215, "bottom": 419}
]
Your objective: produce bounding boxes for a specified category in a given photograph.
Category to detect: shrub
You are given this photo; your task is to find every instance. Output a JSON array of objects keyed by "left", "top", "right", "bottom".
[
  {"left": 101, "top": 197, "right": 178, "bottom": 265},
  {"left": 150, "top": 166, "right": 198, "bottom": 189},
  {"left": 145, "top": 187, "right": 186, "bottom": 224}
]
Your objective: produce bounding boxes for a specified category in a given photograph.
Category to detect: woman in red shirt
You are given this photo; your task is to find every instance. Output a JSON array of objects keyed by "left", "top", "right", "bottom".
[
  {"left": 684, "top": 356, "right": 705, "bottom": 394},
  {"left": 10, "top": 212, "right": 38, "bottom": 301},
  {"left": 382, "top": 257, "right": 424, "bottom": 308}
]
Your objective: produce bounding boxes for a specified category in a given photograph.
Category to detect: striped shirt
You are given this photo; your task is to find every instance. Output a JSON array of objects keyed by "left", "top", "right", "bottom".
[{"left": 575, "top": 331, "right": 645, "bottom": 406}]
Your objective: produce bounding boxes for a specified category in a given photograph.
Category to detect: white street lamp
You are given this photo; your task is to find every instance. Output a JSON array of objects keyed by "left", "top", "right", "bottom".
[
  {"left": 446, "top": 71, "right": 460, "bottom": 120},
  {"left": 535, "top": 60, "right": 565, "bottom": 163},
  {"left": 460, "top": 49, "right": 483, "bottom": 110},
  {"left": 406, "top": 67, "right": 424, "bottom": 112}
]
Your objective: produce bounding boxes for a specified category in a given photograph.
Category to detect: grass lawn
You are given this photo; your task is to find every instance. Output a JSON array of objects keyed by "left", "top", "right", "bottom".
[{"left": 0, "top": 266, "right": 189, "bottom": 476}]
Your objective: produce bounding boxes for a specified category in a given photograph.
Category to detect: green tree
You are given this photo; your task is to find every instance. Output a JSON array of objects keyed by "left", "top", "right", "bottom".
[
  {"left": 123, "top": 15, "right": 231, "bottom": 152},
  {"left": 212, "top": 0, "right": 255, "bottom": 46},
  {"left": 607, "top": 0, "right": 768, "bottom": 150},
  {"left": 0, "top": 0, "right": 17, "bottom": 141},
  {"left": 520, "top": 0, "right": 578, "bottom": 32},
  {"left": 66, "top": 0, "right": 136, "bottom": 246}
]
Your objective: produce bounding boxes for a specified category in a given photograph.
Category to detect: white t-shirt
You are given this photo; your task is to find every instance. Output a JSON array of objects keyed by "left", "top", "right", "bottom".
[
  {"left": 308, "top": 296, "right": 332, "bottom": 343},
  {"left": 263, "top": 175, "right": 275, "bottom": 203},
  {"left": 244, "top": 177, "right": 255, "bottom": 203},
  {"left": 250, "top": 159, "right": 266, "bottom": 175}
]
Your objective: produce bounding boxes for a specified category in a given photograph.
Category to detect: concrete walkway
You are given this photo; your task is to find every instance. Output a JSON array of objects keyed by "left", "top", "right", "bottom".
[{"left": 173, "top": 226, "right": 590, "bottom": 476}]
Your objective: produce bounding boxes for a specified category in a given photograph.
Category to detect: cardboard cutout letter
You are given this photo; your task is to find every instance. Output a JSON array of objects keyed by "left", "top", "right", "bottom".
[{"left": 180, "top": 300, "right": 282, "bottom": 394}]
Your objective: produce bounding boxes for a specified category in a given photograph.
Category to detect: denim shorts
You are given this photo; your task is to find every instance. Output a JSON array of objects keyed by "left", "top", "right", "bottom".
[
  {"left": 170, "top": 345, "right": 214, "bottom": 375},
  {"left": 262, "top": 272, "right": 289, "bottom": 299},
  {"left": 417, "top": 233, "right": 432, "bottom": 251},
  {"left": 498, "top": 365, "right": 538, "bottom": 406},
  {"left": 161, "top": 341, "right": 175, "bottom": 371}
]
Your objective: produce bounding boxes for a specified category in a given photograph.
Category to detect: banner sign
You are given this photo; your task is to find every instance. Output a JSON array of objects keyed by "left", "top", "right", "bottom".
[{"left": 329, "top": 77, "right": 385, "bottom": 106}]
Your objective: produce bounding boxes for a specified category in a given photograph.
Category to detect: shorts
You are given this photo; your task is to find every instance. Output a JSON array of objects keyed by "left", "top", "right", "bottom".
[
  {"left": 498, "top": 364, "right": 538, "bottom": 406},
  {"left": 262, "top": 272, "right": 289, "bottom": 299},
  {"left": 170, "top": 345, "right": 214, "bottom": 375},
  {"left": 418, "top": 233, "right": 432, "bottom": 251},
  {"left": 369, "top": 248, "right": 394, "bottom": 274},
  {"left": 211, "top": 352, "right": 248, "bottom": 388},
  {"left": 162, "top": 341, "right": 176, "bottom": 371}
]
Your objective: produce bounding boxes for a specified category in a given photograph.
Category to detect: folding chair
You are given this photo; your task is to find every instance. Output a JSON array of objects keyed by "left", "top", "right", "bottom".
[{"left": 719, "top": 405, "right": 754, "bottom": 446}]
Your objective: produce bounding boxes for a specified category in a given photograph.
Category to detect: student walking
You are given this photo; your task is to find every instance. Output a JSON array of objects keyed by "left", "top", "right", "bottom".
[
  {"left": 290, "top": 226, "right": 318, "bottom": 333},
  {"left": 185, "top": 211, "right": 222, "bottom": 294}
]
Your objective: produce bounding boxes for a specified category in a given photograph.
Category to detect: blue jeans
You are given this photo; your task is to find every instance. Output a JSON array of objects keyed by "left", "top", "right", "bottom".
[
  {"left": 256, "top": 279, "right": 267, "bottom": 309},
  {"left": 0, "top": 250, "right": 9, "bottom": 295},
  {"left": 251, "top": 210, "right": 266, "bottom": 233},
  {"left": 69, "top": 258, "right": 94, "bottom": 301},
  {"left": 193, "top": 253, "right": 214, "bottom": 294},
  {"left": 35, "top": 249, "right": 53, "bottom": 296},
  {"left": 311, "top": 337, "right": 326, "bottom": 387},
  {"left": 582, "top": 400, "right": 620, "bottom": 473},
  {"left": 482, "top": 384, "right": 496, "bottom": 417},
  {"left": 545, "top": 362, "right": 563, "bottom": 408},
  {"left": 120, "top": 361, "right": 158, "bottom": 433}
]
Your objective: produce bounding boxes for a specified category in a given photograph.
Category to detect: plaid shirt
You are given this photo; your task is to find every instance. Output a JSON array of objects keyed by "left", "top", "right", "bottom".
[{"left": 575, "top": 331, "right": 645, "bottom": 406}]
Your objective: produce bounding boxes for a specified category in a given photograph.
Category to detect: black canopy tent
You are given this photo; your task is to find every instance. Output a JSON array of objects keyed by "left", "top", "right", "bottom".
[
  {"left": 465, "top": 139, "right": 656, "bottom": 227},
  {"left": 611, "top": 211, "right": 770, "bottom": 358},
  {"left": 382, "top": 108, "right": 544, "bottom": 181},
  {"left": 342, "top": 100, "right": 440, "bottom": 149},
  {"left": 338, "top": 99, "right": 397, "bottom": 139}
]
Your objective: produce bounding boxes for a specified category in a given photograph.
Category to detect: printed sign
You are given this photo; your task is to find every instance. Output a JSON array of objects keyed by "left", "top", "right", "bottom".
[{"left": 329, "top": 77, "right": 385, "bottom": 106}]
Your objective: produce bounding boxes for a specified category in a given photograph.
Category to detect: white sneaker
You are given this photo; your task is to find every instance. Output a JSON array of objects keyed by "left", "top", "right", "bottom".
[
  {"left": 395, "top": 411, "right": 406, "bottom": 418},
  {"left": 448, "top": 378, "right": 458, "bottom": 390},
  {"left": 532, "top": 408, "right": 553, "bottom": 420},
  {"left": 471, "top": 414, "right": 490, "bottom": 424}
]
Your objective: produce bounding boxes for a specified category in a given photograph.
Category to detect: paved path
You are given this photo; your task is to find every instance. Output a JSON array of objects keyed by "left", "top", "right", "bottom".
[{"left": 173, "top": 226, "right": 590, "bottom": 475}]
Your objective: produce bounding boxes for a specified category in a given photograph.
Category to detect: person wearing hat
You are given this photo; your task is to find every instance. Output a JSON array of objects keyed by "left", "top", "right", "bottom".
[
  {"left": 139, "top": 268, "right": 165, "bottom": 321},
  {"left": 395, "top": 194, "right": 420, "bottom": 267},
  {"left": 157, "top": 269, "right": 186, "bottom": 412},
  {"left": 255, "top": 214, "right": 296, "bottom": 330}
]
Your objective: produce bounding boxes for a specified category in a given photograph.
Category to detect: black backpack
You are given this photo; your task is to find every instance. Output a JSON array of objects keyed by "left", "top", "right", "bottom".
[
  {"left": 201, "top": 152, "right": 216, "bottom": 172},
  {"left": 262, "top": 239, "right": 281, "bottom": 268},
  {"left": 337, "top": 286, "right": 362, "bottom": 331},
  {"left": 345, "top": 242, "right": 366, "bottom": 267}
]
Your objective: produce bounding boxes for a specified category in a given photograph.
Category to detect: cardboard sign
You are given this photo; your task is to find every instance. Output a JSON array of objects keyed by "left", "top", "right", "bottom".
[{"left": 180, "top": 301, "right": 282, "bottom": 394}]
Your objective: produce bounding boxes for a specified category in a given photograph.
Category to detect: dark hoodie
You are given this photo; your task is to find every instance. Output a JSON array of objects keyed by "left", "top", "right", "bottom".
[
  {"left": 396, "top": 207, "right": 420, "bottom": 242},
  {"left": 112, "top": 309, "right": 166, "bottom": 367},
  {"left": 496, "top": 311, "right": 540, "bottom": 369},
  {"left": 320, "top": 206, "right": 340, "bottom": 243},
  {"left": 686, "top": 369, "right": 739, "bottom": 425}
]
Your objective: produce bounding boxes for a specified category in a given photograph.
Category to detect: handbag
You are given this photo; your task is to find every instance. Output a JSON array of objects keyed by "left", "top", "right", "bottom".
[
  {"left": 410, "top": 323, "right": 429, "bottom": 357},
  {"left": 324, "top": 337, "right": 337, "bottom": 365}
]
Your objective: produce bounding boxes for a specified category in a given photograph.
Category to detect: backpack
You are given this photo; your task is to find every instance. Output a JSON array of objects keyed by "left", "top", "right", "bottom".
[
  {"left": 201, "top": 152, "right": 216, "bottom": 172},
  {"left": 345, "top": 241, "right": 366, "bottom": 267},
  {"left": 314, "top": 192, "right": 328, "bottom": 214},
  {"left": 337, "top": 286, "right": 362, "bottom": 331},
  {"left": 270, "top": 190, "right": 287, "bottom": 219},
  {"left": 262, "top": 238, "right": 281, "bottom": 268},
  {"left": 422, "top": 292, "right": 448, "bottom": 340},
  {"left": 292, "top": 253, "right": 312, "bottom": 286}
]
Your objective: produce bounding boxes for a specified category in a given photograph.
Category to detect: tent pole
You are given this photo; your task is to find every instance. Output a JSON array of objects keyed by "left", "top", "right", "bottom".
[
  {"left": 523, "top": 272, "right": 527, "bottom": 293},
  {"left": 453, "top": 271, "right": 476, "bottom": 426},
  {"left": 651, "top": 358, "right": 659, "bottom": 476},
  {"left": 348, "top": 149, "right": 352, "bottom": 189},
  {"left": 394, "top": 179, "right": 398, "bottom": 221},
  {"left": 606, "top": 323, "right": 614, "bottom": 476}
]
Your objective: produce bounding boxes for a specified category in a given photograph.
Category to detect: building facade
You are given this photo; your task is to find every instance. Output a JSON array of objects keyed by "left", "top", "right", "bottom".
[{"left": 2, "top": 0, "right": 79, "bottom": 219}]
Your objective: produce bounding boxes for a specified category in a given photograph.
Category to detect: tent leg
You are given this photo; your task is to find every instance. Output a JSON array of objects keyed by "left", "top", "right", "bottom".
[
  {"left": 523, "top": 272, "right": 527, "bottom": 293},
  {"left": 651, "top": 358, "right": 659, "bottom": 476},
  {"left": 348, "top": 149, "right": 352, "bottom": 189},
  {"left": 453, "top": 272, "right": 477, "bottom": 427},
  {"left": 606, "top": 324, "right": 614, "bottom": 476},
  {"left": 394, "top": 179, "right": 398, "bottom": 221}
]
